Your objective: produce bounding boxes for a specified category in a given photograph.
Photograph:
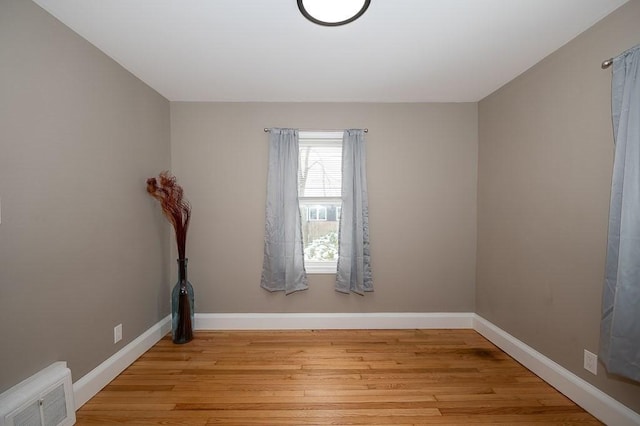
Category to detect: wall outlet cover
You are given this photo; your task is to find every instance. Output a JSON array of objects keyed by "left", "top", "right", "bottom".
[
  {"left": 114, "top": 324, "right": 122, "bottom": 344},
  {"left": 584, "top": 349, "right": 598, "bottom": 375}
]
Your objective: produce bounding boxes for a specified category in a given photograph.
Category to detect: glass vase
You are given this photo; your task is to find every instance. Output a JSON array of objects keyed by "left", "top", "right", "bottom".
[{"left": 171, "top": 258, "right": 194, "bottom": 344}]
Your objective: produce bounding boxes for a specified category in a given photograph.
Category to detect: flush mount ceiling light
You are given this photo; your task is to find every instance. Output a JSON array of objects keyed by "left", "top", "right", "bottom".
[{"left": 297, "top": 0, "right": 371, "bottom": 27}]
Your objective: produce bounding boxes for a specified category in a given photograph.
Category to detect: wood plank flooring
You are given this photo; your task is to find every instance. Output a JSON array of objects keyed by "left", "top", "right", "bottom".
[{"left": 76, "top": 329, "right": 602, "bottom": 425}]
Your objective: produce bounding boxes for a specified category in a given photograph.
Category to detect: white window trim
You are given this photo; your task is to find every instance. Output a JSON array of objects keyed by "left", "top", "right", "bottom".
[
  {"left": 299, "top": 131, "right": 343, "bottom": 274},
  {"left": 299, "top": 131, "right": 344, "bottom": 141}
]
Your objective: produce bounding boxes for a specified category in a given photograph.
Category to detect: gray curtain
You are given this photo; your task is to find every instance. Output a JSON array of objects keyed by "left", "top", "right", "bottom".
[
  {"left": 336, "top": 129, "right": 373, "bottom": 294},
  {"left": 260, "top": 128, "right": 308, "bottom": 294},
  {"left": 600, "top": 45, "right": 640, "bottom": 382}
]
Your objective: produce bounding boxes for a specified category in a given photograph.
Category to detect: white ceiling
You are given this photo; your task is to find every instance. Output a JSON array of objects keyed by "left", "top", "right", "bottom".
[{"left": 33, "top": 0, "right": 627, "bottom": 102}]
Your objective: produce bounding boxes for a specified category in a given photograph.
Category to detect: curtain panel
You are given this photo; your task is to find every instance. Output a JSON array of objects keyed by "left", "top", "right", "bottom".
[
  {"left": 600, "top": 45, "right": 640, "bottom": 382},
  {"left": 260, "top": 128, "right": 308, "bottom": 294},
  {"left": 336, "top": 129, "right": 373, "bottom": 294}
]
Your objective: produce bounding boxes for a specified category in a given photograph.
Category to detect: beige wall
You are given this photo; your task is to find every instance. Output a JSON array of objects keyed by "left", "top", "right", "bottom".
[
  {"left": 477, "top": 0, "right": 640, "bottom": 412},
  {"left": 170, "top": 102, "right": 477, "bottom": 313},
  {"left": 0, "top": 0, "right": 171, "bottom": 391}
]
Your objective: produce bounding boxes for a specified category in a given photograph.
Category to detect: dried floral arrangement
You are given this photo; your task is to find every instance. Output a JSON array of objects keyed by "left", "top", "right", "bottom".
[
  {"left": 147, "top": 171, "right": 193, "bottom": 343},
  {"left": 146, "top": 171, "right": 191, "bottom": 259}
]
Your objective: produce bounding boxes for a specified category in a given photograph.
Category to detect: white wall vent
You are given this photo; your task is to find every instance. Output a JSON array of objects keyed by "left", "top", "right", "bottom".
[{"left": 0, "top": 362, "right": 75, "bottom": 426}]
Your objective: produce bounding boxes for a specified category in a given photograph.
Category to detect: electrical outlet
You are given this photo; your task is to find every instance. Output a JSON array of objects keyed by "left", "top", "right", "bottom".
[
  {"left": 114, "top": 324, "right": 122, "bottom": 344},
  {"left": 584, "top": 349, "right": 598, "bottom": 375}
]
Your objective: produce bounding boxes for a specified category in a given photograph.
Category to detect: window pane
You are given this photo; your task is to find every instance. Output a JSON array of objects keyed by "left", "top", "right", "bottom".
[
  {"left": 317, "top": 206, "right": 327, "bottom": 221},
  {"left": 300, "top": 202, "right": 340, "bottom": 262}
]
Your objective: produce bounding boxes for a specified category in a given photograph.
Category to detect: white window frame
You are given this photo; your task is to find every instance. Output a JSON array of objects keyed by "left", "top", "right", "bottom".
[
  {"left": 299, "top": 131, "right": 343, "bottom": 274},
  {"left": 307, "top": 205, "right": 327, "bottom": 221}
]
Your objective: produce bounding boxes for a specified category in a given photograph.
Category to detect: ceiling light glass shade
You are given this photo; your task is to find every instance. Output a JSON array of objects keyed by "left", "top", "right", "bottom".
[{"left": 297, "top": 0, "right": 371, "bottom": 26}]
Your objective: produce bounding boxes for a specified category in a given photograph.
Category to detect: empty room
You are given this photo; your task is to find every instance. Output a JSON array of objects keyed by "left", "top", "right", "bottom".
[{"left": 1, "top": 0, "right": 639, "bottom": 424}]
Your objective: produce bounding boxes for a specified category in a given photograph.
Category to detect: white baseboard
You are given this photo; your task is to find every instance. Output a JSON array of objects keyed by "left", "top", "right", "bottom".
[
  {"left": 72, "top": 315, "right": 171, "bottom": 409},
  {"left": 473, "top": 315, "right": 640, "bottom": 426},
  {"left": 195, "top": 312, "right": 475, "bottom": 330}
]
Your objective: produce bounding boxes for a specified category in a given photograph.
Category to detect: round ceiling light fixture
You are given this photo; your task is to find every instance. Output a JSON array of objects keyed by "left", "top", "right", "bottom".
[{"left": 297, "top": 0, "right": 371, "bottom": 27}]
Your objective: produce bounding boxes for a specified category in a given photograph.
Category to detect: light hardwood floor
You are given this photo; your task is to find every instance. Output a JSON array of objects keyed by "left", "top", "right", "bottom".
[{"left": 76, "top": 329, "right": 602, "bottom": 425}]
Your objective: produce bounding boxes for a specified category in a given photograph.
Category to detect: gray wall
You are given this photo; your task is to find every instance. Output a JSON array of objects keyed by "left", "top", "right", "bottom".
[
  {"left": 170, "top": 102, "right": 478, "bottom": 313},
  {"left": 0, "top": 0, "right": 171, "bottom": 391},
  {"left": 477, "top": 0, "right": 640, "bottom": 412}
]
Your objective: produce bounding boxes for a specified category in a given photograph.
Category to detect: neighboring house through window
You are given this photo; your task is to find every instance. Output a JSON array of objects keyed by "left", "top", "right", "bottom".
[{"left": 298, "top": 131, "right": 342, "bottom": 273}]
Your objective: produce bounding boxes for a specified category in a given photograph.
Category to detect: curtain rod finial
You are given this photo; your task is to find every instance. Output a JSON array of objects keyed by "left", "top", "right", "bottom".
[{"left": 602, "top": 58, "right": 613, "bottom": 69}]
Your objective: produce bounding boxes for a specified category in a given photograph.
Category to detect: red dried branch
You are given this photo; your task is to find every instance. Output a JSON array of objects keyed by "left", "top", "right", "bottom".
[{"left": 147, "top": 171, "right": 191, "bottom": 260}]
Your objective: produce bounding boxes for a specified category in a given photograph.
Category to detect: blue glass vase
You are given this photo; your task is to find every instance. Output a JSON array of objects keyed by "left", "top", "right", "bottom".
[{"left": 171, "top": 258, "right": 194, "bottom": 344}]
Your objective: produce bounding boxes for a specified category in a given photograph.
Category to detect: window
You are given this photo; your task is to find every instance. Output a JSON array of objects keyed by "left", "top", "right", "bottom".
[
  {"left": 307, "top": 205, "right": 327, "bottom": 221},
  {"left": 298, "top": 131, "right": 342, "bottom": 273}
]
